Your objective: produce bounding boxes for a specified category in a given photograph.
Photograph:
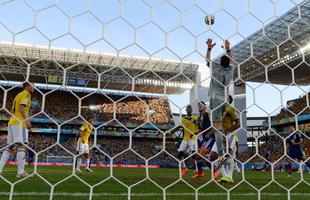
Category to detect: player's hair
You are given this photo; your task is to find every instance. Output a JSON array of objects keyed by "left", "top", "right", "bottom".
[
  {"left": 220, "top": 55, "right": 230, "bottom": 68},
  {"left": 199, "top": 101, "right": 206, "bottom": 106},
  {"left": 23, "top": 82, "right": 31, "bottom": 89}
]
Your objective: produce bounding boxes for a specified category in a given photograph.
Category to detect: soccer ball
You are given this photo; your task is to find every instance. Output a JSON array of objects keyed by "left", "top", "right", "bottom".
[{"left": 205, "top": 15, "right": 215, "bottom": 25}]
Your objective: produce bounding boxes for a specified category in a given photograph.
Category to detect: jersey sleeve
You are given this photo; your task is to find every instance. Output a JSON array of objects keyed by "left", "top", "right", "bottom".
[
  {"left": 80, "top": 124, "right": 86, "bottom": 132},
  {"left": 19, "top": 92, "right": 29, "bottom": 106}
]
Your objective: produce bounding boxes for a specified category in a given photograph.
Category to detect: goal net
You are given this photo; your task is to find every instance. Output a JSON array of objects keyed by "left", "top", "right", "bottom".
[{"left": 0, "top": 0, "right": 309, "bottom": 200}]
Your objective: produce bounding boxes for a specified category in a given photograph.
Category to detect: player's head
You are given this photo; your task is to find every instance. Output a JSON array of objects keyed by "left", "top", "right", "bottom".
[
  {"left": 220, "top": 55, "right": 230, "bottom": 68},
  {"left": 289, "top": 126, "right": 296, "bottom": 133},
  {"left": 87, "top": 117, "right": 94, "bottom": 124},
  {"left": 228, "top": 95, "right": 233, "bottom": 104},
  {"left": 23, "top": 82, "right": 35, "bottom": 93},
  {"left": 186, "top": 105, "right": 192, "bottom": 115},
  {"left": 198, "top": 101, "right": 206, "bottom": 113}
]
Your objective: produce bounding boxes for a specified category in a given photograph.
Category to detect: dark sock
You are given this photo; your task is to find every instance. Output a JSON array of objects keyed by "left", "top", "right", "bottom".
[{"left": 197, "top": 160, "right": 203, "bottom": 173}]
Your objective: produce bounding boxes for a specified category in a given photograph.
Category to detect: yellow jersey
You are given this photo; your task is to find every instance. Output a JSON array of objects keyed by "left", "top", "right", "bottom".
[
  {"left": 79, "top": 123, "right": 92, "bottom": 144},
  {"left": 181, "top": 115, "right": 198, "bottom": 141},
  {"left": 221, "top": 105, "right": 238, "bottom": 133},
  {"left": 8, "top": 90, "right": 31, "bottom": 127}
]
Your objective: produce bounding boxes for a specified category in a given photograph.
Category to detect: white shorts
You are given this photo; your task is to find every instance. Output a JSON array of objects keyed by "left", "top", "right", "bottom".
[
  {"left": 178, "top": 139, "right": 196, "bottom": 154},
  {"left": 7, "top": 125, "right": 28, "bottom": 145},
  {"left": 78, "top": 143, "right": 89, "bottom": 154},
  {"left": 210, "top": 134, "right": 237, "bottom": 158}
]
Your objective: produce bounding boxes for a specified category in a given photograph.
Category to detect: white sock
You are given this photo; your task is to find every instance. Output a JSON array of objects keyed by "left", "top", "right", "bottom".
[
  {"left": 227, "top": 157, "right": 234, "bottom": 179},
  {"left": 17, "top": 148, "right": 26, "bottom": 175},
  {"left": 76, "top": 158, "right": 82, "bottom": 169},
  {"left": 219, "top": 164, "right": 228, "bottom": 177},
  {"left": 86, "top": 158, "right": 90, "bottom": 169},
  {"left": 0, "top": 149, "right": 11, "bottom": 172},
  {"left": 194, "top": 160, "right": 198, "bottom": 172}
]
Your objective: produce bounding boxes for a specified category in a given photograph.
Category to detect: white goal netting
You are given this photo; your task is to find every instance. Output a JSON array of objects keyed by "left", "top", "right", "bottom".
[{"left": 0, "top": 0, "right": 309, "bottom": 200}]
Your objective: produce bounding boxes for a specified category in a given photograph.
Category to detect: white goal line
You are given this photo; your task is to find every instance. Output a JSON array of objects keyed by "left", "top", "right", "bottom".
[{"left": 0, "top": 192, "right": 309, "bottom": 197}]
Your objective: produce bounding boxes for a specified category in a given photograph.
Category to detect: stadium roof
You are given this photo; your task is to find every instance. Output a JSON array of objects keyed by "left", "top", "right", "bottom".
[
  {"left": 0, "top": 42, "right": 199, "bottom": 94},
  {"left": 218, "top": 0, "right": 310, "bottom": 86}
]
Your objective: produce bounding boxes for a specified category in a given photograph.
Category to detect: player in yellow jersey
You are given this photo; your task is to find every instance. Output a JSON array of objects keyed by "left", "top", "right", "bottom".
[
  {"left": 0, "top": 82, "right": 35, "bottom": 178},
  {"left": 217, "top": 95, "right": 240, "bottom": 183},
  {"left": 170, "top": 105, "right": 198, "bottom": 176},
  {"left": 76, "top": 117, "right": 94, "bottom": 173}
]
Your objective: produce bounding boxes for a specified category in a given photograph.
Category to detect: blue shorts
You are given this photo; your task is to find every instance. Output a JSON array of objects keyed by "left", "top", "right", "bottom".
[{"left": 288, "top": 149, "right": 303, "bottom": 161}]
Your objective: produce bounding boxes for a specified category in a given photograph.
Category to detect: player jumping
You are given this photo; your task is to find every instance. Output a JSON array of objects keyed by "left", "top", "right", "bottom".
[
  {"left": 0, "top": 82, "right": 34, "bottom": 178},
  {"left": 76, "top": 118, "right": 94, "bottom": 173},
  {"left": 170, "top": 105, "right": 198, "bottom": 176},
  {"left": 206, "top": 38, "right": 235, "bottom": 160}
]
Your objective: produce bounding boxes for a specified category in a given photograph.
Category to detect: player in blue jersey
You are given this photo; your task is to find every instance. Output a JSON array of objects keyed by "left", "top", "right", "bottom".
[{"left": 286, "top": 126, "right": 305, "bottom": 177}]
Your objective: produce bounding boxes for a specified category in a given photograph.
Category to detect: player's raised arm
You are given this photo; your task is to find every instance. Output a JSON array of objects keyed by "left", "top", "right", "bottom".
[{"left": 206, "top": 38, "right": 216, "bottom": 66}]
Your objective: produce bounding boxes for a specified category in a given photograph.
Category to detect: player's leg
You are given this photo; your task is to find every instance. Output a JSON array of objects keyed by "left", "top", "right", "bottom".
[
  {"left": 192, "top": 148, "right": 208, "bottom": 178},
  {"left": 178, "top": 140, "right": 188, "bottom": 176},
  {"left": 286, "top": 158, "right": 292, "bottom": 177},
  {"left": 209, "top": 142, "right": 226, "bottom": 180},
  {"left": 76, "top": 143, "right": 83, "bottom": 172},
  {"left": 225, "top": 135, "right": 235, "bottom": 183},
  {"left": 0, "top": 126, "right": 14, "bottom": 174},
  {"left": 16, "top": 126, "right": 29, "bottom": 178},
  {"left": 0, "top": 148, "right": 12, "bottom": 174},
  {"left": 85, "top": 144, "right": 93, "bottom": 172},
  {"left": 210, "top": 98, "right": 225, "bottom": 158},
  {"left": 234, "top": 161, "right": 241, "bottom": 174},
  {"left": 192, "top": 139, "right": 214, "bottom": 179}
]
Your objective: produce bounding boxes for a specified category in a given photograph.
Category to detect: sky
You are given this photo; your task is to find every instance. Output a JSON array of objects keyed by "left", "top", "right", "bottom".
[{"left": 0, "top": 0, "right": 308, "bottom": 117}]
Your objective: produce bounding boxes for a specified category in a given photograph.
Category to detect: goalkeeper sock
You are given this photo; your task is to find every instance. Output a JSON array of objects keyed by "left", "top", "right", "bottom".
[{"left": 0, "top": 149, "right": 11, "bottom": 172}]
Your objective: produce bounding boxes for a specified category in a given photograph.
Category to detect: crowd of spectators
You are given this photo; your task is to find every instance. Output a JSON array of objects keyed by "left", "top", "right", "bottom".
[
  {"left": 0, "top": 87, "right": 174, "bottom": 126},
  {"left": 273, "top": 93, "right": 310, "bottom": 121},
  {"left": 0, "top": 133, "right": 179, "bottom": 164},
  {"left": 238, "top": 132, "right": 310, "bottom": 163}
]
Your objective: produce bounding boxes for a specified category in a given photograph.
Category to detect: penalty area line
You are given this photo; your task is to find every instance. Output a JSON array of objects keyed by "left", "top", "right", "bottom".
[{"left": 0, "top": 192, "right": 310, "bottom": 197}]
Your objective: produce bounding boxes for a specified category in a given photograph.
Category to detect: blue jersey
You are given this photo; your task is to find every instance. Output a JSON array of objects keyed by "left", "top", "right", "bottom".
[
  {"left": 287, "top": 132, "right": 303, "bottom": 160},
  {"left": 287, "top": 132, "right": 302, "bottom": 150},
  {"left": 197, "top": 112, "right": 214, "bottom": 149}
]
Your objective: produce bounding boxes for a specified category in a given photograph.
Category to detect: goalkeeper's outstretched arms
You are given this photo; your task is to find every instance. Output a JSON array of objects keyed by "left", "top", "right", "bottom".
[{"left": 221, "top": 40, "right": 234, "bottom": 65}]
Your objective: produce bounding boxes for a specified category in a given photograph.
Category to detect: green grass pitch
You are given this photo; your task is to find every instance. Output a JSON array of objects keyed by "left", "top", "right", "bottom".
[{"left": 0, "top": 165, "right": 309, "bottom": 200}]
